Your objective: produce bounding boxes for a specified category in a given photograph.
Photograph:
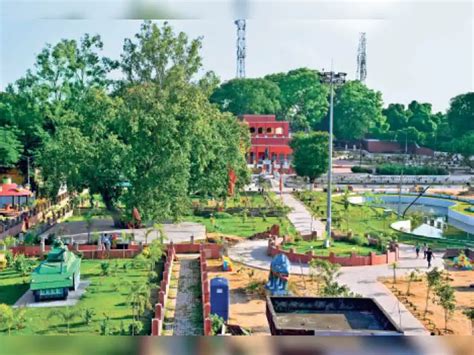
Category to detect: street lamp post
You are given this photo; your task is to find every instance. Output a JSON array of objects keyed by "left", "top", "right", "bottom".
[{"left": 320, "top": 70, "right": 347, "bottom": 248}]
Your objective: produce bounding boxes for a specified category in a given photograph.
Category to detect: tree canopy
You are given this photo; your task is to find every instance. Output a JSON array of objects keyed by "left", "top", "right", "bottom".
[
  {"left": 333, "top": 81, "right": 386, "bottom": 141},
  {"left": 210, "top": 78, "right": 281, "bottom": 116},
  {"left": 447, "top": 92, "right": 474, "bottom": 137},
  {"left": 289, "top": 131, "right": 329, "bottom": 183},
  {"left": 265, "top": 68, "right": 329, "bottom": 131},
  {"left": 5, "top": 21, "right": 250, "bottom": 224}
]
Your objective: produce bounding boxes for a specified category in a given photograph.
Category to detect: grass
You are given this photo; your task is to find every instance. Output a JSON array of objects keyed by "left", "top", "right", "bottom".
[
  {"left": 297, "top": 191, "right": 398, "bottom": 237},
  {"left": 185, "top": 215, "right": 297, "bottom": 238},
  {"left": 0, "top": 259, "right": 152, "bottom": 335},
  {"left": 297, "top": 191, "right": 473, "bottom": 249},
  {"left": 282, "top": 239, "right": 379, "bottom": 256},
  {"left": 450, "top": 201, "right": 474, "bottom": 216}
]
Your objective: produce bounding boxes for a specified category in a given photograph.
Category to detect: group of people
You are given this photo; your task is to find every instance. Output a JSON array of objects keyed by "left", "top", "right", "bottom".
[
  {"left": 99, "top": 233, "right": 115, "bottom": 251},
  {"left": 415, "top": 242, "right": 435, "bottom": 267}
]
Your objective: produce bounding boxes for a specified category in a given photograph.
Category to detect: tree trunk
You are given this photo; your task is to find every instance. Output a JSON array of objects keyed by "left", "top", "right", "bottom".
[
  {"left": 424, "top": 287, "right": 430, "bottom": 316},
  {"left": 100, "top": 191, "right": 122, "bottom": 228}
]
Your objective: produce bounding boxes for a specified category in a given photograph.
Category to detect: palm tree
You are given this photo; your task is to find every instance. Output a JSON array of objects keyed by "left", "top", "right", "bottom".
[
  {"left": 48, "top": 307, "right": 80, "bottom": 335},
  {"left": 0, "top": 304, "right": 14, "bottom": 335},
  {"left": 144, "top": 225, "right": 154, "bottom": 246},
  {"left": 127, "top": 283, "right": 151, "bottom": 326},
  {"left": 82, "top": 308, "right": 96, "bottom": 326}
]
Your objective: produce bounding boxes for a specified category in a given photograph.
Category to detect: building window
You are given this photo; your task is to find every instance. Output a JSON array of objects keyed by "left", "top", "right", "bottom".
[
  {"left": 258, "top": 127, "right": 263, "bottom": 134},
  {"left": 275, "top": 127, "right": 283, "bottom": 135},
  {"left": 249, "top": 127, "right": 255, "bottom": 134},
  {"left": 266, "top": 127, "right": 273, "bottom": 134}
]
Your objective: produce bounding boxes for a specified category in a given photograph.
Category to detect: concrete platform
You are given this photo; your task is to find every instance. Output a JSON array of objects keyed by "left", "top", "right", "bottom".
[{"left": 13, "top": 281, "right": 91, "bottom": 308}]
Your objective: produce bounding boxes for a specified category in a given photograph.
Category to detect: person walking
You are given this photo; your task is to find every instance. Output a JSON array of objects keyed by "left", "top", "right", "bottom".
[
  {"left": 426, "top": 247, "right": 434, "bottom": 268},
  {"left": 422, "top": 243, "right": 428, "bottom": 259},
  {"left": 415, "top": 243, "right": 421, "bottom": 258}
]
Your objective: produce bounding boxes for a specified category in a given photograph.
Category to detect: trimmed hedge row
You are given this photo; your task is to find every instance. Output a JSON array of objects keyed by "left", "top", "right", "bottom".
[
  {"left": 375, "top": 164, "right": 448, "bottom": 176},
  {"left": 351, "top": 166, "right": 373, "bottom": 173}
]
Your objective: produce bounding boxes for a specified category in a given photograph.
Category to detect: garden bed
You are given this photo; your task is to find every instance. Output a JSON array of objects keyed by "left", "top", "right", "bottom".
[
  {"left": 381, "top": 271, "right": 474, "bottom": 335},
  {"left": 0, "top": 259, "right": 154, "bottom": 335}
]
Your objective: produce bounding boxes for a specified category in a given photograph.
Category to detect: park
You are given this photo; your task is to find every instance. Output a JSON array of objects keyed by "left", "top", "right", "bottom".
[{"left": 0, "top": 14, "right": 472, "bottom": 351}]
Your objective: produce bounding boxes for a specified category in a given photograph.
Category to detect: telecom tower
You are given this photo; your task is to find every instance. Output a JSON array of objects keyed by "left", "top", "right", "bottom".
[
  {"left": 235, "top": 19, "right": 246, "bottom": 78},
  {"left": 356, "top": 32, "right": 367, "bottom": 83}
]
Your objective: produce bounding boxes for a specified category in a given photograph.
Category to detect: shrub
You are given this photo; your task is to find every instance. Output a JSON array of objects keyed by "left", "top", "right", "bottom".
[
  {"left": 375, "top": 164, "right": 448, "bottom": 175},
  {"left": 210, "top": 314, "right": 225, "bottom": 335},
  {"left": 351, "top": 235, "right": 368, "bottom": 247},
  {"left": 100, "top": 262, "right": 110, "bottom": 276},
  {"left": 214, "top": 212, "right": 232, "bottom": 219},
  {"left": 351, "top": 166, "right": 372, "bottom": 173},
  {"left": 128, "top": 321, "right": 143, "bottom": 335}
]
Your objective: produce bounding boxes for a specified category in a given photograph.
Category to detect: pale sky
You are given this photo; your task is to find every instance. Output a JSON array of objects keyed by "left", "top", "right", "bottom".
[{"left": 1, "top": 0, "right": 473, "bottom": 112}]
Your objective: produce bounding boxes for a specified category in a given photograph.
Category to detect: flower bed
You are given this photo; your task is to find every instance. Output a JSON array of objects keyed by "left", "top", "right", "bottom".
[{"left": 267, "top": 237, "right": 398, "bottom": 267}]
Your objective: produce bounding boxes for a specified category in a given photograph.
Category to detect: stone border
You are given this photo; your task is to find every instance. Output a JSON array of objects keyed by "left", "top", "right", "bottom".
[{"left": 267, "top": 237, "right": 398, "bottom": 267}]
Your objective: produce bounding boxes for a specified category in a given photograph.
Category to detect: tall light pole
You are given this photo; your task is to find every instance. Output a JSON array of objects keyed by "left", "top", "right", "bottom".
[{"left": 320, "top": 70, "right": 347, "bottom": 248}]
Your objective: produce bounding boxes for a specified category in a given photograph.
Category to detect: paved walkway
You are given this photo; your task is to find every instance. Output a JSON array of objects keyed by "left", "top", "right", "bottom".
[
  {"left": 229, "top": 240, "right": 444, "bottom": 335},
  {"left": 41, "top": 221, "right": 206, "bottom": 244},
  {"left": 172, "top": 255, "right": 202, "bottom": 336},
  {"left": 280, "top": 192, "right": 325, "bottom": 237}
]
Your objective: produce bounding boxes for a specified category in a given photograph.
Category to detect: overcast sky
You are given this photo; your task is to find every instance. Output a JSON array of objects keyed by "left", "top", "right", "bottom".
[{"left": 1, "top": 0, "right": 472, "bottom": 112}]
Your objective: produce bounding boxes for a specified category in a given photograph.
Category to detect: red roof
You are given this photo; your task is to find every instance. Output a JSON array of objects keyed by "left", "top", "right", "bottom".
[{"left": 0, "top": 183, "right": 32, "bottom": 197}]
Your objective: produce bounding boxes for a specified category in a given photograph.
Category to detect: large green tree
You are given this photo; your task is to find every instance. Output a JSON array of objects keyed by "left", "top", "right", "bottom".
[
  {"left": 117, "top": 21, "right": 249, "bottom": 221},
  {"left": 0, "top": 127, "right": 22, "bottom": 168},
  {"left": 210, "top": 78, "right": 281, "bottom": 116},
  {"left": 37, "top": 89, "right": 128, "bottom": 222},
  {"left": 265, "top": 68, "right": 329, "bottom": 131},
  {"left": 382, "top": 103, "right": 409, "bottom": 131},
  {"left": 333, "top": 81, "right": 386, "bottom": 141},
  {"left": 289, "top": 131, "right": 329, "bottom": 185},
  {"left": 454, "top": 132, "right": 474, "bottom": 168},
  {"left": 446, "top": 92, "right": 474, "bottom": 137}
]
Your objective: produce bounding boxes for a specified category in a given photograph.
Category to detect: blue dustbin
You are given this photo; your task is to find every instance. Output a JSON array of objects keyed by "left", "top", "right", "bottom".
[{"left": 210, "top": 277, "right": 229, "bottom": 321}]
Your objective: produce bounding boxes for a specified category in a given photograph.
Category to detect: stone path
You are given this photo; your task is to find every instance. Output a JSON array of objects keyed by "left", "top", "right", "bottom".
[
  {"left": 172, "top": 255, "right": 202, "bottom": 336},
  {"left": 229, "top": 240, "right": 444, "bottom": 335},
  {"left": 280, "top": 192, "right": 325, "bottom": 237}
]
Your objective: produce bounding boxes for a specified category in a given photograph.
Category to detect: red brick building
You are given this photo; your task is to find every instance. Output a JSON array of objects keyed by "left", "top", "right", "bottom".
[{"left": 241, "top": 114, "right": 293, "bottom": 173}]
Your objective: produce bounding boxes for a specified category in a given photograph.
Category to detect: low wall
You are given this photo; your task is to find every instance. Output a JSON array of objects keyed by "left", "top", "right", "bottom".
[
  {"left": 200, "top": 245, "right": 212, "bottom": 336},
  {"left": 151, "top": 242, "right": 221, "bottom": 336},
  {"left": 151, "top": 247, "right": 176, "bottom": 336},
  {"left": 11, "top": 244, "right": 142, "bottom": 259},
  {"left": 267, "top": 238, "right": 398, "bottom": 267}
]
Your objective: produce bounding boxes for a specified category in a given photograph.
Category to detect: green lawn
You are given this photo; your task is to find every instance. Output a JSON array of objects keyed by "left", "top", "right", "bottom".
[
  {"left": 297, "top": 191, "right": 473, "bottom": 249},
  {"left": 297, "top": 191, "right": 398, "bottom": 237},
  {"left": 186, "top": 215, "right": 297, "bottom": 238},
  {"left": 0, "top": 259, "right": 153, "bottom": 335},
  {"left": 282, "top": 239, "right": 379, "bottom": 256},
  {"left": 450, "top": 201, "right": 474, "bottom": 216}
]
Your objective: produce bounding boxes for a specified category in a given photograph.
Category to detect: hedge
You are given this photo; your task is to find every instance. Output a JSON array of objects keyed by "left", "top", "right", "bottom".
[
  {"left": 375, "top": 164, "right": 448, "bottom": 175},
  {"left": 351, "top": 166, "right": 373, "bottom": 173}
]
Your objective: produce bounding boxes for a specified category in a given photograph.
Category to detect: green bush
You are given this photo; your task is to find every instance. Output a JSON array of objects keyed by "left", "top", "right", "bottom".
[
  {"left": 214, "top": 212, "right": 232, "bottom": 219},
  {"left": 351, "top": 166, "right": 372, "bottom": 173},
  {"left": 375, "top": 164, "right": 448, "bottom": 175},
  {"left": 350, "top": 235, "right": 368, "bottom": 247}
]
